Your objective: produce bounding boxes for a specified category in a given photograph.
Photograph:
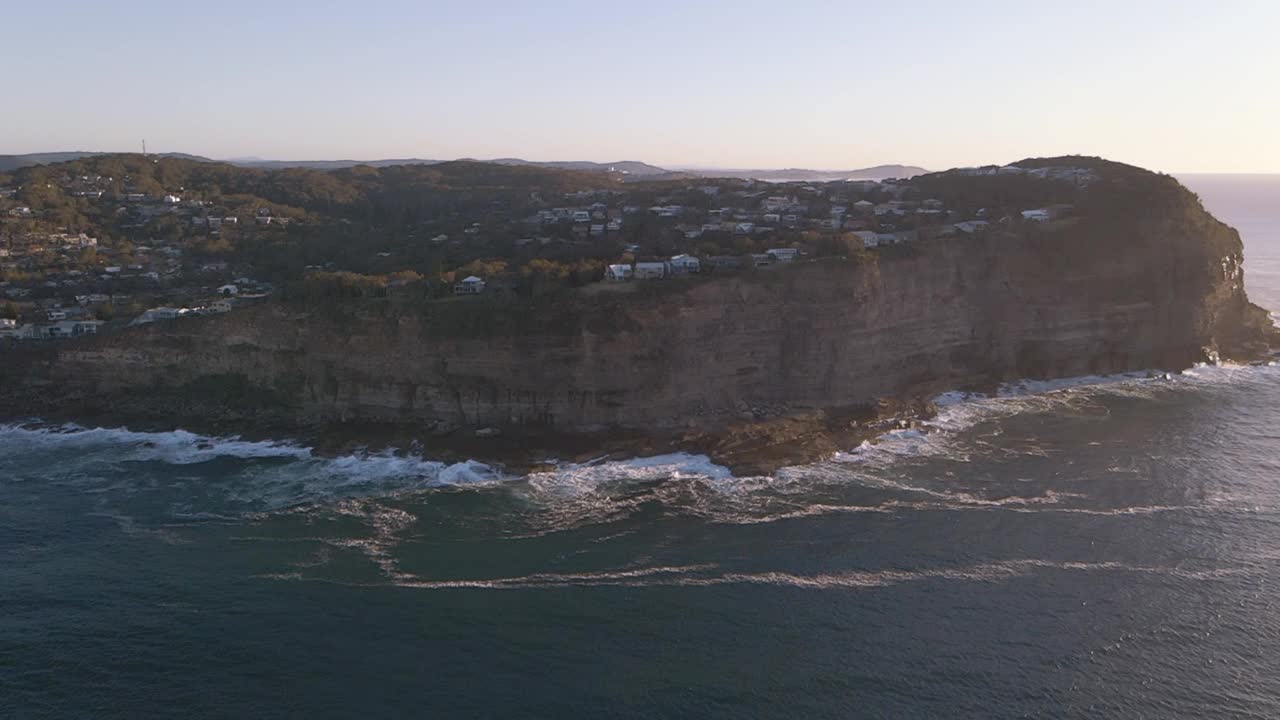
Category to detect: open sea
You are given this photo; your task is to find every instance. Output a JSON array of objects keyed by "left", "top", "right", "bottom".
[{"left": 3, "top": 175, "right": 1280, "bottom": 719}]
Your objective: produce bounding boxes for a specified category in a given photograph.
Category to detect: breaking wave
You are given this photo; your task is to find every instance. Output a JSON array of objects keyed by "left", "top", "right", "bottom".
[{"left": 2, "top": 360, "right": 1276, "bottom": 530}]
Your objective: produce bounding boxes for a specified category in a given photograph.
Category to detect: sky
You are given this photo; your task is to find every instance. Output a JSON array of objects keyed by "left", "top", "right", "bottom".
[{"left": 3, "top": 0, "right": 1278, "bottom": 173}]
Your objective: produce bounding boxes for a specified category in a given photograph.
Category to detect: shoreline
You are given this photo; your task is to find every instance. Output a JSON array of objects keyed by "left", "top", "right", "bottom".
[
  {"left": 0, "top": 396, "right": 940, "bottom": 477},
  {"left": 4, "top": 355, "right": 1275, "bottom": 478}
]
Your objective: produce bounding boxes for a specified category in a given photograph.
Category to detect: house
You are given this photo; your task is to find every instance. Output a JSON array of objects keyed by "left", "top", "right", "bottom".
[
  {"left": 589, "top": 224, "right": 605, "bottom": 237},
  {"left": 209, "top": 299, "right": 234, "bottom": 313},
  {"left": 572, "top": 210, "right": 591, "bottom": 223},
  {"left": 255, "top": 216, "right": 273, "bottom": 225},
  {"left": 8, "top": 207, "right": 32, "bottom": 217},
  {"left": 955, "top": 220, "right": 990, "bottom": 234},
  {"left": 853, "top": 231, "right": 879, "bottom": 249},
  {"left": 217, "top": 284, "right": 239, "bottom": 297},
  {"left": 669, "top": 254, "right": 701, "bottom": 275},
  {"left": 163, "top": 195, "right": 182, "bottom": 204},
  {"left": 1021, "top": 209, "right": 1051, "bottom": 222},
  {"left": 0, "top": 320, "right": 25, "bottom": 340},
  {"left": 59, "top": 320, "right": 102, "bottom": 336},
  {"left": 633, "top": 262, "right": 666, "bottom": 280},
  {"left": 734, "top": 222, "right": 755, "bottom": 235},
  {"left": 132, "top": 307, "right": 181, "bottom": 325},
  {"left": 453, "top": 276, "right": 486, "bottom": 295},
  {"left": 605, "top": 264, "right": 634, "bottom": 282},
  {"left": 125, "top": 193, "right": 146, "bottom": 202},
  {"left": 750, "top": 254, "right": 775, "bottom": 267},
  {"left": 853, "top": 200, "right": 875, "bottom": 214},
  {"left": 766, "top": 248, "right": 799, "bottom": 263}
]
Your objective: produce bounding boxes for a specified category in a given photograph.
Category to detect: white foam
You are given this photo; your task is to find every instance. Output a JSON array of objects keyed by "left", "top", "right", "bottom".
[
  {"left": 523, "top": 453, "right": 733, "bottom": 498},
  {"left": 356, "top": 558, "right": 1253, "bottom": 591},
  {"left": 0, "top": 422, "right": 312, "bottom": 464},
  {"left": 0, "top": 422, "right": 508, "bottom": 511}
]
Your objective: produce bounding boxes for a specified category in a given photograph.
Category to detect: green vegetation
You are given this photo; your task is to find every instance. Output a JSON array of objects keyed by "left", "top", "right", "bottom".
[{"left": 0, "top": 152, "right": 1207, "bottom": 323}]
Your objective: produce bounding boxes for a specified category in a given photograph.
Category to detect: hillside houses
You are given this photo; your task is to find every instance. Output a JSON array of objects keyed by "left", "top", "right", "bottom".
[{"left": 0, "top": 154, "right": 1107, "bottom": 336}]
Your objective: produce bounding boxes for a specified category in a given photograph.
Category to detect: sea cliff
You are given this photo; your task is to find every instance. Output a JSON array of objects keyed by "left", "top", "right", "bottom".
[{"left": 1, "top": 168, "right": 1274, "bottom": 472}]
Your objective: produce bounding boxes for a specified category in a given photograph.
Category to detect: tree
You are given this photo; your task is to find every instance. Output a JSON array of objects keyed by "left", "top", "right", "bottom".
[{"left": 0, "top": 302, "right": 17, "bottom": 320}]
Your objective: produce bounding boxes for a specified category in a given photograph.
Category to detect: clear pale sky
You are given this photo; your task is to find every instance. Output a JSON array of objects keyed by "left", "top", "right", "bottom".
[{"left": 4, "top": 0, "right": 1277, "bottom": 173}]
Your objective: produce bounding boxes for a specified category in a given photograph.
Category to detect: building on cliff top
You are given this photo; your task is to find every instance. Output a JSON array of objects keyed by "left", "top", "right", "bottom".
[
  {"left": 606, "top": 264, "right": 634, "bottom": 281},
  {"left": 669, "top": 254, "right": 701, "bottom": 274},
  {"left": 454, "top": 276, "right": 486, "bottom": 295}
]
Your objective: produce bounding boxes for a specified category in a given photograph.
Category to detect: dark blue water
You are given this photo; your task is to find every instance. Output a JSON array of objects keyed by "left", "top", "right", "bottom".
[{"left": 3, "top": 176, "right": 1279, "bottom": 718}]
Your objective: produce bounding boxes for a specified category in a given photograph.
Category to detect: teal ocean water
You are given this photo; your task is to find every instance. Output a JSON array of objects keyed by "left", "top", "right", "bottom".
[{"left": 3, "top": 175, "right": 1279, "bottom": 718}]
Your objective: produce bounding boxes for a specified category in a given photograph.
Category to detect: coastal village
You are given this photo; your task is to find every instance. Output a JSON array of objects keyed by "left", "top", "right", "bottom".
[{"left": 0, "top": 157, "right": 1094, "bottom": 343}]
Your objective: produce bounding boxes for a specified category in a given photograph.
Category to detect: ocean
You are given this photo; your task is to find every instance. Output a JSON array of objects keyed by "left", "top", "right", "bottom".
[{"left": 3, "top": 175, "right": 1279, "bottom": 718}]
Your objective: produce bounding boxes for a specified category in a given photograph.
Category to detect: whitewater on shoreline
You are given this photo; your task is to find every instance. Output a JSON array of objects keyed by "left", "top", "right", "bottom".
[{"left": 4, "top": 360, "right": 1276, "bottom": 522}]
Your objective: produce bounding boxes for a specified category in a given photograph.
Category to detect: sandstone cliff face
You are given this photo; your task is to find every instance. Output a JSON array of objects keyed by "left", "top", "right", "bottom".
[{"left": 2, "top": 204, "right": 1272, "bottom": 435}]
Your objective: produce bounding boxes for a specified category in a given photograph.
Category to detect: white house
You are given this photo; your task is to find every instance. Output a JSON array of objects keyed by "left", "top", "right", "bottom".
[
  {"left": 46, "top": 309, "right": 67, "bottom": 321},
  {"left": 853, "top": 231, "right": 879, "bottom": 249},
  {"left": 217, "top": 284, "right": 239, "bottom": 297},
  {"left": 0, "top": 321, "right": 26, "bottom": 340},
  {"left": 634, "top": 262, "right": 666, "bottom": 280},
  {"left": 955, "top": 221, "right": 990, "bottom": 234},
  {"left": 1021, "top": 209, "right": 1051, "bottom": 222},
  {"left": 132, "top": 307, "right": 181, "bottom": 325},
  {"left": 454, "top": 276, "right": 486, "bottom": 295},
  {"left": 209, "top": 299, "right": 234, "bottom": 313},
  {"left": 762, "top": 196, "right": 792, "bottom": 212},
  {"left": 163, "top": 195, "right": 182, "bottom": 204},
  {"left": 766, "top": 248, "right": 799, "bottom": 263},
  {"left": 605, "top": 264, "right": 634, "bottom": 282},
  {"left": 572, "top": 210, "right": 591, "bottom": 223},
  {"left": 669, "top": 254, "right": 701, "bottom": 275}
]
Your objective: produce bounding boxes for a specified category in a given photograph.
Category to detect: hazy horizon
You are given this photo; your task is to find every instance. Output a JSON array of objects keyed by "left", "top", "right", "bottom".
[{"left": 4, "top": 0, "right": 1277, "bottom": 174}]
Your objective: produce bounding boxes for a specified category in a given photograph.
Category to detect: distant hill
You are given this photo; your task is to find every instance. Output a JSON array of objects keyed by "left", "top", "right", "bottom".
[
  {"left": 0, "top": 151, "right": 214, "bottom": 172},
  {"left": 489, "top": 158, "right": 672, "bottom": 176},
  {"left": 0, "top": 151, "right": 923, "bottom": 182},
  {"left": 684, "top": 164, "right": 928, "bottom": 181},
  {"left": 236, "top": 158, "right": 444, "bottom": 170}
]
